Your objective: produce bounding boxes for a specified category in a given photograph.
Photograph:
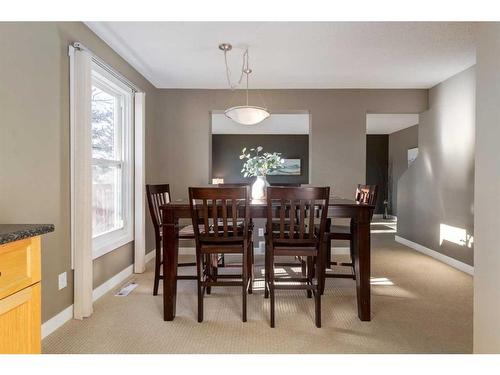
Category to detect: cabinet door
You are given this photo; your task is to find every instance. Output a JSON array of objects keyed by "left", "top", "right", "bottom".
[{"left": 0, "top": 283, "right": 41, "bottom": 354}]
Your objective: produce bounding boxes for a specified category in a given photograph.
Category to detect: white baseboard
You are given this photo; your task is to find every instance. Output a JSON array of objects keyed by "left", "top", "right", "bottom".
[
  {"left": 92, "top": 264, "right": 134, "bottom": 301},
  {"left": 145, "top": 249, "right": 156, "bottom": 263},
  {"left": 42, "top": 262, "right": 137, "bottom": 339},
  {"left": 41, "top": 304, "right": 74, "bottom": 339},
  {"left": 395, "top": 235, "right": 474, "bottom": 275}
]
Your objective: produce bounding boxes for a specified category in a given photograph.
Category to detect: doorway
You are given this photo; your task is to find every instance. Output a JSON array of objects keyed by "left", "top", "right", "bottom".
[{"left": 366, "top": 113, "right": 419, "bottom": 217}]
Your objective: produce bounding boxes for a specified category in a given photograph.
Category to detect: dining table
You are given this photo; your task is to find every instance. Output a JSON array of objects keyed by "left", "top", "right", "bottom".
[{"left": 160, "top": 197, "right": 375, "bottom": 322}]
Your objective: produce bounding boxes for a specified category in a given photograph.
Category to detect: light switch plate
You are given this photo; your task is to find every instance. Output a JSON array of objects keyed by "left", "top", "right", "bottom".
[
  {"left": 258, "top": 228, "right": 264, "bottom": 237},
  {"left": 58, "top": 272, "right": 67, "bottom": 290}
]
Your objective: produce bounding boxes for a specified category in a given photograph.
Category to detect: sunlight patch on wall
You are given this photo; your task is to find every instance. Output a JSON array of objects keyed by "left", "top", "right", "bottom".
[{"left": 439, "top": 223, "right": 473, "bottom": 248}]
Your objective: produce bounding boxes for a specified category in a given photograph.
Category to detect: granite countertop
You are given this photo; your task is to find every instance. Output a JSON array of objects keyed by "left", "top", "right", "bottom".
[{"left": 0, "top": 224, "right": 55, "bottom": 245}]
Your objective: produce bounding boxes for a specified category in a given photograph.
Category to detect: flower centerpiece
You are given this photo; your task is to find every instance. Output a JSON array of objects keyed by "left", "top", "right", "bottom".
[{"left": 239, "top": 146, "right": 283, "bottom": 201}]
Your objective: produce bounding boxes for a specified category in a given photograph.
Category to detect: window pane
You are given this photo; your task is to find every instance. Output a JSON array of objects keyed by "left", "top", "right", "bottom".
[
  {"left": 91, "top": 86, "right": 119, "bottom": 160},
  {"left": 92, "top": 164, "right": 123, "bottom": 237}
]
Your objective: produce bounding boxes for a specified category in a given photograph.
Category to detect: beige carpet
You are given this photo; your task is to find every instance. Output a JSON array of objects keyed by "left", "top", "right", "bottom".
[{"left": 42, "top": 233, "right": 472, "bottom": 354}]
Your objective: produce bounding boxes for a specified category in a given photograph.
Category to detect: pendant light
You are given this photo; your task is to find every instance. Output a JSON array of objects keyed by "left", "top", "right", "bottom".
[{"left": 219, "top": 43, "right": 270, "bottom": 125}]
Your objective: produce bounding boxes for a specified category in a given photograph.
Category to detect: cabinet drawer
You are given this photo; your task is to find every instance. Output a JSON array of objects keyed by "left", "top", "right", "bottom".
[{"left": 0, "top": 237, "right": 41, "bottom": 300}]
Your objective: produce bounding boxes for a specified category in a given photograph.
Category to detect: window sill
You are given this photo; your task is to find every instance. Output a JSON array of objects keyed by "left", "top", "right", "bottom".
[{"left": 92, "top": 231, "right": 133, "bottom": 260}]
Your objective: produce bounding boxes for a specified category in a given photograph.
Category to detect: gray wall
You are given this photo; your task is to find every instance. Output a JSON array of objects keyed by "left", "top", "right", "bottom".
[
  {"left": 474, "top": 23, "right": 500, "bottom": 354},
  {"left": 397, "top": 66, "right": 475, "bottom": 266},
  {"left": 153, "top": 89, "right": 428, "bottom": 201},
  {"left": 388, "top": 125, "right": 419, "bottom": 215},
  {"left": 366, "top": 135, "right": 388, "bottom": 214},
  {"left": 212, "top": 134, "right": 309, "bottom": 184},
  {"left": 0, "top": 22, "right": 158, "bottom": 322}
]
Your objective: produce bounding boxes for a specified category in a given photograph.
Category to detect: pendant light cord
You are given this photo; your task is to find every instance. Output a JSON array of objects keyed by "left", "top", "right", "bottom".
[
  {"left": 245, "top": 50, "right": 250, "bottom": 105},
  {"left": 222, "top": 46, "right": 268, "bottom": 109},
  {"left": 224, "top": 48, "right": 247, "bottom": 90}
]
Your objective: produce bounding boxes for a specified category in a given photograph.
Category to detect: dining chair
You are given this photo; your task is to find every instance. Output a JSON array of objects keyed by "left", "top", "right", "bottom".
[
  {"left": 264, "top": 186, "right": 330, "bottom": 328},
  {"left": 323, "top": 184, "right": 378, "bottom": 281},
  {"left": 146, "top": 184, "right": 197, "bottom": 296},
  {"left": 268, "top": 183, "right": 306, "bottom": 275},
  {"left": 189, "top": 186, "right": 253, "bottom": 322}
]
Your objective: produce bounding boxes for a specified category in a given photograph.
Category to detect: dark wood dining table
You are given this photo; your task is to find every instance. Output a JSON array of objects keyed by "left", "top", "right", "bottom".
[{"left": 160, "top": 197, "right": 375, "bottom": 322}]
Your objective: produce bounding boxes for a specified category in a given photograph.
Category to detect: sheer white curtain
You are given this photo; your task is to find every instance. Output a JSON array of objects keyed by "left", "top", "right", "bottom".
[
  {"left": 69, "top": 46, "right": 93, "bottom": 319},
  {"left": 69, "top": 44, "right": 146, "bottom": 319},
  {"left": 134, "top": 92, "right": 146, "bottom": 273}
]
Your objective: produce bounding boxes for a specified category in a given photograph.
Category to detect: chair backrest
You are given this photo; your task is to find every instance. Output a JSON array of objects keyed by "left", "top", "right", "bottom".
[
  {"left": 146, "top": 184, "right": 171, "bottom": 234},
  {"left": 355, "top": 184, "right": 378, "bottom": 205},
  {"left": 266, "top": 187, "right": 330, "bottom": 247},
  {"left": 189, "top": 187, "right": 251, "bottom": 244}
]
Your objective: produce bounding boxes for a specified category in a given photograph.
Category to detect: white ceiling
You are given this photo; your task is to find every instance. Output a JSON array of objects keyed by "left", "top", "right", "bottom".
[
  {"left": 86, "top": 22, "right": 475, "bottom": 89},
  {"left": 212, "top": 113, "right": 309, "bottom": 134},
  {"left": 366, "top": 114, "right": 419, "bottom": 134}
]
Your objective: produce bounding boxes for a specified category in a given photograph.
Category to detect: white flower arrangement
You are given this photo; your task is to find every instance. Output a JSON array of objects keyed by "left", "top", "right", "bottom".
[{"left": 239, "top": 146, "right": 284, "bottom": 177}]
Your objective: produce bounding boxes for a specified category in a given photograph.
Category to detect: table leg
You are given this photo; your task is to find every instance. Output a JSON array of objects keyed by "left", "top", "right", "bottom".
[
  {"left": 163, "top": 211, "right": 179, "bottom": 321},
  {"left": 352, "top": 218, "right": 371, "bottom": 321}
]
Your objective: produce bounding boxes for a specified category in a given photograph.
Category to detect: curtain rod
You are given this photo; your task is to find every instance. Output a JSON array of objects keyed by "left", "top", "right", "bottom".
[{"left": 72, "top": 42, "right": 141, "bottom": 93}]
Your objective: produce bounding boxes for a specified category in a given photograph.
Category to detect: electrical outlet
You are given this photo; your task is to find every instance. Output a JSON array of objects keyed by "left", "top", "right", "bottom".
[
  {"left": 258, "top": 228, "right": 264, "bottom": 237},
  {"left": 58, "top": 272, "right": 67, "bottom": 290}
]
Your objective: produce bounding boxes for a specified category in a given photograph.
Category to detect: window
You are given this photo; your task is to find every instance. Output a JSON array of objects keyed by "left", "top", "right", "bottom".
[{"left": 91, "top": 63, "right": 134, "bottom": 258}]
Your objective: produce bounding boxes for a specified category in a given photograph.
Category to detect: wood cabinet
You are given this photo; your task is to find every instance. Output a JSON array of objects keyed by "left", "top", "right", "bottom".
[{"left": 0, "top": 236, "right": 42, "bottom": 354}]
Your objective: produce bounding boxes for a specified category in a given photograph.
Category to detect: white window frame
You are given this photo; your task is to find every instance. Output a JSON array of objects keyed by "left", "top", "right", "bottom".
[{"left": 91, "top": 63, "right": 134, "bottom": 259}]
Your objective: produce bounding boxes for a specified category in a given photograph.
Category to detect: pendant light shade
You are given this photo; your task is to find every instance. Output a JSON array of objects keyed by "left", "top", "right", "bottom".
[
  {"left": 219, "top": 43, "right": 270, "bottom": 125},
  {"left": 224, "top": 105, "right": 270, "bottom": 125}
]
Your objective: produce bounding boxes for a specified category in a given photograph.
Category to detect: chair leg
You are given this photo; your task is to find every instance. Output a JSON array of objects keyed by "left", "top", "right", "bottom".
[
  {"left": 314, "top": 289, "right": 321, "bottom": 328},
  {"left": 213, "top": 258, "right": 218, "bottom": 282},
  {"left": 326, "top": 236, "right": 332, "bottom": 268},
  {"left": 211, "top": 254, "right": 218, "bottom": 293},
  {"left": 301, "top": 257, "right": 307, "bottom": 277},
  {"left": 270, "top": 284, "right": 275, "bottom": 328},
  {"left": 319, "top": 240, "right": 327, "bottom": 295},
  {"left": 197, "top": 252, "right": 204, "bottom": 323},
  {"left": 242, "top": 250, "right": 248, "bottom": 322},
  {"left": 247, "top": 243, "right": 254, "bottom": 294},
  {"left": 264, "top": 243, "right": 269, "bottom": 299},
  {"left": 306, "top": 256, "right": 313, "bottom": 298},
  {"left": 325, "top": 218, "right": 332, "bottom": 268},
  {"left": 269, "top": 249, "right": 276, "bottom": 327},
  {"left": 153, "top": 236, "right": 161, "bottom": 296},
  {"left": 316, "top": 251, "right": 323, "bottom": 327},
  {"left": 349, "top": 238, "right": 356, "bottom": 279},
  {"left": 206, "top": 254, "right": 212, "bottom": 295}
]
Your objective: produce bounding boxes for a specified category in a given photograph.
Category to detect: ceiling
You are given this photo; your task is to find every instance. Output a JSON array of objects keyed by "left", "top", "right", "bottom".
[
  {"left": 212, "top": 113, "right": 309, "bottom": 134},
  {"left": 366, "top": 114, "right": 419, "bottom": 134},
  {"left": 86, "top": 22, "right": 476, "bottom": 89}
]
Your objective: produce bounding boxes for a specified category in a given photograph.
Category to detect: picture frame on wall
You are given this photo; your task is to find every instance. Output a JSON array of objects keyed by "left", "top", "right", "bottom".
[{"left": 269, "top": 158, "right": 301, "bottom": 175}]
